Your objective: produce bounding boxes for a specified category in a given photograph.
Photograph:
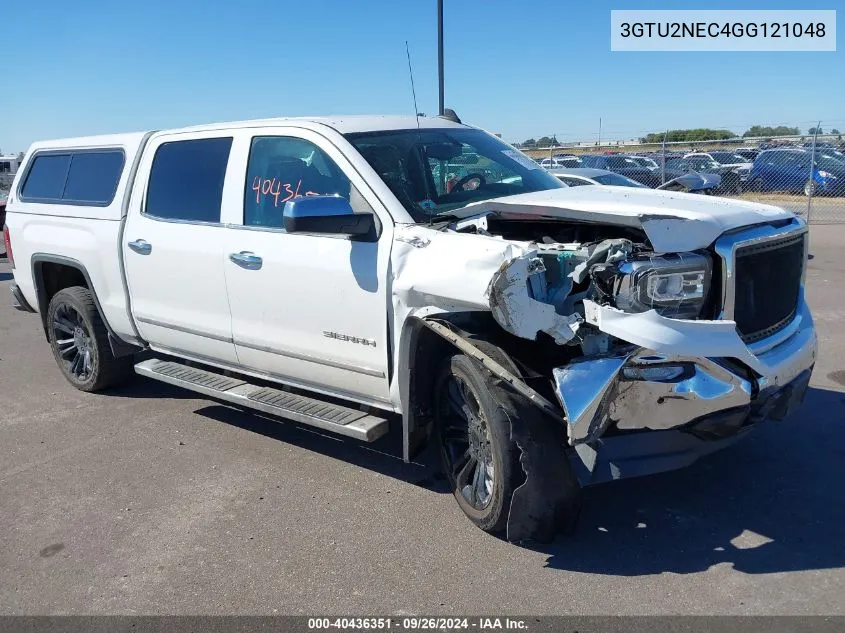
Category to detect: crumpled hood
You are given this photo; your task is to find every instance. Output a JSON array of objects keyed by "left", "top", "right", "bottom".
[{"left": 468, "top": 186, "right": 794, "bottom": 252}]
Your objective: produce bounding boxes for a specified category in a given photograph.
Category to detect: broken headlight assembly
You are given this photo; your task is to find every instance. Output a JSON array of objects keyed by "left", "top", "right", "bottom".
[{"left": 597, "top": 251, "right": 712, "bottom": 319}]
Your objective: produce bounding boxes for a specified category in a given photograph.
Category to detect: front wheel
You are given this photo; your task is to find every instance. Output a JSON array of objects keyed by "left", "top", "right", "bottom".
[
  {"left": 804, "top": 179, "right": 817, "bottom": 197},
  {"left": 47, "top": 286, "right": 133, "bottom": 392},
  {"left": 434, "top": 354, "right": 523, "bottom": 533}
]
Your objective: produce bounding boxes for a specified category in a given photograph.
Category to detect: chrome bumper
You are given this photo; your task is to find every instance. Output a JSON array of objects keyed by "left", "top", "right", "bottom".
[{"left": 553, "top": 300, "right": 817, "bottom": 446}]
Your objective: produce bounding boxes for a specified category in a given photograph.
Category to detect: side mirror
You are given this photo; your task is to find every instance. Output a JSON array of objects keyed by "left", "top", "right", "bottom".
[{"left": 283, "top": 196, "right": 375, "bottom": 237}]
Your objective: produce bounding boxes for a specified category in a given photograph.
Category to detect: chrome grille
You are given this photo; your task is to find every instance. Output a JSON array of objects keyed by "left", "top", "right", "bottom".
[
  {"left": 715, "top": 221, "right": 807, "bottom": 345},
  {"left": 733, "top": 233, "right": 805, "bottom": 343}
]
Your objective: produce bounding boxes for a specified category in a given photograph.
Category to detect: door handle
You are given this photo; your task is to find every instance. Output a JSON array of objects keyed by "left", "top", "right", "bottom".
[
  {"left": 128, "top": 239, "right": 152, "bottom": 255},
  {"left": 229, "top": 251, "right": 263, "bottom": 270}
]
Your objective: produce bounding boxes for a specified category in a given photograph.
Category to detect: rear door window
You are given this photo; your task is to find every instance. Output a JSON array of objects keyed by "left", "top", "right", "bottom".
[{"left": 145, "top": 137, "right": 233, "bottom": 223}]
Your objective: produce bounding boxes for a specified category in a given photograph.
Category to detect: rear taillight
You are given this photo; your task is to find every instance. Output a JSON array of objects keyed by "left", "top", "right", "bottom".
[{"left": 3, "top": 225, "right": 13, "bottom": 268}]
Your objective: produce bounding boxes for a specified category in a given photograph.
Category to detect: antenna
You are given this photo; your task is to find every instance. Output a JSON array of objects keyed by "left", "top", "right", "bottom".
[
  {"left": 406, "top": 41, "right": 431, "bottom": 226},
  {"left": 406, "top": 41, "right": 422, "bottom": 132}
]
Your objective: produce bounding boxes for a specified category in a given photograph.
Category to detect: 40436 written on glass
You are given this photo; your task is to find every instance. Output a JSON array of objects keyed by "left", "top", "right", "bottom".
[{"left": 251, "top": 176, "right": 333, "bottom": 207}]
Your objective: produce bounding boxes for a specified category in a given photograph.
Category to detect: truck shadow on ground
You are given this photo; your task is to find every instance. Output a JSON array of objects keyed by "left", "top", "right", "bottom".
[
  {"left": 535, "top": 385, "right": 845, "bottom": 576},
  {"left": 119, "top": 378, "right": 844, "bottom": 577}
]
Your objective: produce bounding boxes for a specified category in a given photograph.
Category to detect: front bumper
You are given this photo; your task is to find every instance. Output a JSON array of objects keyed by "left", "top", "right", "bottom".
[{"left": 553, "top": 299, "right": 816, "bottom": 479}]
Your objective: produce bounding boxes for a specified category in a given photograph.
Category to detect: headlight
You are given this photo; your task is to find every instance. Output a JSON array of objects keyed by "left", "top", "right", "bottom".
[{"left": 605, "top": 252, "right": 712, "bottom": 319}]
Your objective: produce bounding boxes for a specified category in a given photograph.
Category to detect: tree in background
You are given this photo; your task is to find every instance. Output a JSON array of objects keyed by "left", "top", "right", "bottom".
[
  {"left": 742, "top": 125, "right": 800, "bottom": 138},
  {"left": 641, "top": 129, "right": 734, "bottom": 143},
  {"left": 808, "top": 126, "right": 824, "bottom": 135},
  {"left": 536, "top": 136, "right": 559, "bottom": 147}
]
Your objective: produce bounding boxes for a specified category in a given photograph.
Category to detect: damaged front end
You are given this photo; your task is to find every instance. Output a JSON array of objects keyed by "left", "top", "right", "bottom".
[
  {"left": 473, "top": 214, "right": 814, "bottom": 452},
  {"left": 393, "top": 207, "right": 815, "bottom": 542}
]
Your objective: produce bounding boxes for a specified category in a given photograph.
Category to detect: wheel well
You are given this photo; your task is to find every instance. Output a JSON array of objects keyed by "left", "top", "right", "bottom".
[
  {"left": 33, "top": 260, "right": 91, "bottom": 335},
  {"left": 403, "top": 313, "right": 522, "bottom": 460}
]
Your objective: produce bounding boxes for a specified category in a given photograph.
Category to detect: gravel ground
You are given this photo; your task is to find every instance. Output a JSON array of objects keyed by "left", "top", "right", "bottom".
[{"left": 0, "top": 225, "right": 843, "bottom": 615}]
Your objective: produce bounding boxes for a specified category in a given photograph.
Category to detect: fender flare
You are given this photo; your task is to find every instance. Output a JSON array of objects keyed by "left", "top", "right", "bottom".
[{"left": 30, "top": 253, "right": 143, "bottom": 358}]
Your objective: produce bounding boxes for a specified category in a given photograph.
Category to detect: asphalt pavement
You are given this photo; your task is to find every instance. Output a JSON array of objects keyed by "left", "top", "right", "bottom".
[{"left": 1, "top": 225, "right": 844, "bottom": 615}]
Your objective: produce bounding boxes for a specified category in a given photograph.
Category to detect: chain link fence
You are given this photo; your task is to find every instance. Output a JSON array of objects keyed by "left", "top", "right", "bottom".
[{"left": 519, "top": 127, "right": 845, "bottom": 224}]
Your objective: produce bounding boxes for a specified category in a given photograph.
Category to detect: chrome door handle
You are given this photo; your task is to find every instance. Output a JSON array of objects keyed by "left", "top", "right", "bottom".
[
  {"left": 128, "top": 239, "right": 152, "bottom": 255},
  {"left": 229, "top": 251, "right": 263, "bottom": 270}
]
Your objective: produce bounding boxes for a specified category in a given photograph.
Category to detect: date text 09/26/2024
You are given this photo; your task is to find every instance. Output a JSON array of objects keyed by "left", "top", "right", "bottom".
[{"left": 307, "top": 617, "right": 528, "bottom": 630}]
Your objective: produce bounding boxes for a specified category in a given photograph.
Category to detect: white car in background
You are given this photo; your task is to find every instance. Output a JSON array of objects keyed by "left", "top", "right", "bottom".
[
  {"left": 551, "top": 167, "right": 721, "bottom": 193},
  {"left": 539, "top": 155, "right": 581, "bottom": 170},
  {"left": 684, "top": 151, "right": 753, "bottom": 171}
]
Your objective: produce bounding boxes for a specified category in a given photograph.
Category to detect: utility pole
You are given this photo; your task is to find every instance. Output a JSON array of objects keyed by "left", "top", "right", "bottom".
[
  {"left": 437, "top": 0, "right": 445, "bottom": 116},
  {"left": 598, "top": 117, "right": 602, "bottom": 148}
]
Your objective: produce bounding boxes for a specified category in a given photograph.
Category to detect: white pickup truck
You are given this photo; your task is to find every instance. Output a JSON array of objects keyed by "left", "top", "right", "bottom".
[{"left": 4, "top": 114, "right": 816, "bottom": 542}]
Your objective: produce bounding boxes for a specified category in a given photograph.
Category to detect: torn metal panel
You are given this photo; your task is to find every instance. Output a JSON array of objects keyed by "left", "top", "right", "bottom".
[
  {"left": 583, "top": 297, "right": 817, "bottom": 381},
  {"left": 392, "top": 225, "right": 586, "bottom": 345},
  {"left": 391, "top": 225, "right": 532, "bottom": 313},
  {"left": 419, "top": 319, "right": 562, "bottom": 421},
  {"left": 552, "top": 349, "right": 753, "bottom": 445},
  {"left": 486, "top": 255, "right": 583, "bottom": 344},
  {"left": 466, "top": 186, "right": 792, "bottom": 252},
  {"left": 570, "top": 238, "right": 633, "bottom": 284}
]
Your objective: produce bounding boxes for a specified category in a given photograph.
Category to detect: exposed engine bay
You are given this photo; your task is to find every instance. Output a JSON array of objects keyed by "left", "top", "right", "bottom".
[{"left": 449, "top": 213, "right": 715, "bottom": 360}]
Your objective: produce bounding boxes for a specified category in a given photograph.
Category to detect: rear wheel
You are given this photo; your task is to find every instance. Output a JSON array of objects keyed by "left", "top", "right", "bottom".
[
  {"left": 434, "top": 354, "right": 522, "bottom": 533},
  {"left": 750, "top": 178, "right": 764, "bottom": 192},
  {"left": 804, "top": 179, "right": 817, "bottom": 196},
  {"left": 47, "top": 287, "right": 133, "bottom": 392}
]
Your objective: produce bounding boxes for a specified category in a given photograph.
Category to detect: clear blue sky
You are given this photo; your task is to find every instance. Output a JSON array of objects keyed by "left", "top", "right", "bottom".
[{"left": 1, "top": 0, "right": 842, "bottom": 152}]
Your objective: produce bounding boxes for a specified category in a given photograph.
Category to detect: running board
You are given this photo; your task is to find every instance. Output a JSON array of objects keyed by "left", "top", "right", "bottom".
[{"left": 134, "top": 358, "right": 389, "bottom": 442}]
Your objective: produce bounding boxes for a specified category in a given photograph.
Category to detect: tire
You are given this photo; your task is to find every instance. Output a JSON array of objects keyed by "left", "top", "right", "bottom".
[
  {"left": 750, "top": 178, "right": 764, "bottom": 192},
  {"left": 46, "top": 286, "right": 133, "bottom": 392},
  {"left": 804, "top": 179, "right": 817, "bottom": 197},
  {"left": 434, "top": 353, "right": 523, "bottom": 533}
]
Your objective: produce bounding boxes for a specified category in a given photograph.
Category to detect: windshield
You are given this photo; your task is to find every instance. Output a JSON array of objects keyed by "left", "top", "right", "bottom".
[
  {"left": 710, "top": 152, "right": 746, "bottom": 164},
  {"left": 815, "top": 155, "right": 845, "bottom": 170},
  {"left": 606, "top": 156, "right": 643, "bottom": 170},
  {"left": 593, "top": 173, "right": 647, "bottom": 187},
  {"left": 345, "top": 128, "right": 564, "bottom": 221},
  {"left": 634, "top": 157, "right": 658, "bottom": 168},
  {"left": 818, "top": 150, "right": 845, "bottom": 163}
]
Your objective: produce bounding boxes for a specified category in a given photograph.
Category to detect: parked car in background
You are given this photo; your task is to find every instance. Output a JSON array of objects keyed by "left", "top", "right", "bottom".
[
  {"left": 552, "top": 168, "right": 720, "bottom": 193},
  {"left": 540, "top": 156, "right": 581, "bottom": 169},
  {"left": 748, "top": 149, "right": 845, "bottom": 196},
  {"left": 539, "top": 158, "right": 567, "bottom": 169},
  {"left": 553, "top": 153, "right": 582, "bottom": 167},
  {"left": 814, "top": 148, "right": 845, "bottom": 164},
  {"left": 666, "top": 155, "right": 746, "bottom": 193},
  {"left": 552, "top": 168, "right": 647, "bottom": 188},
  {"left": 685, "top": 152, "right": 752, "bottom": 176},
  {"left": 628, "top": 155, "right": 660, "bottom": 170},
  {"left": 578, "top": 154, "right": 660, "bottom": 187},
  {"left": 735, "top": 148, "right": 761, "bottom": 161}
]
